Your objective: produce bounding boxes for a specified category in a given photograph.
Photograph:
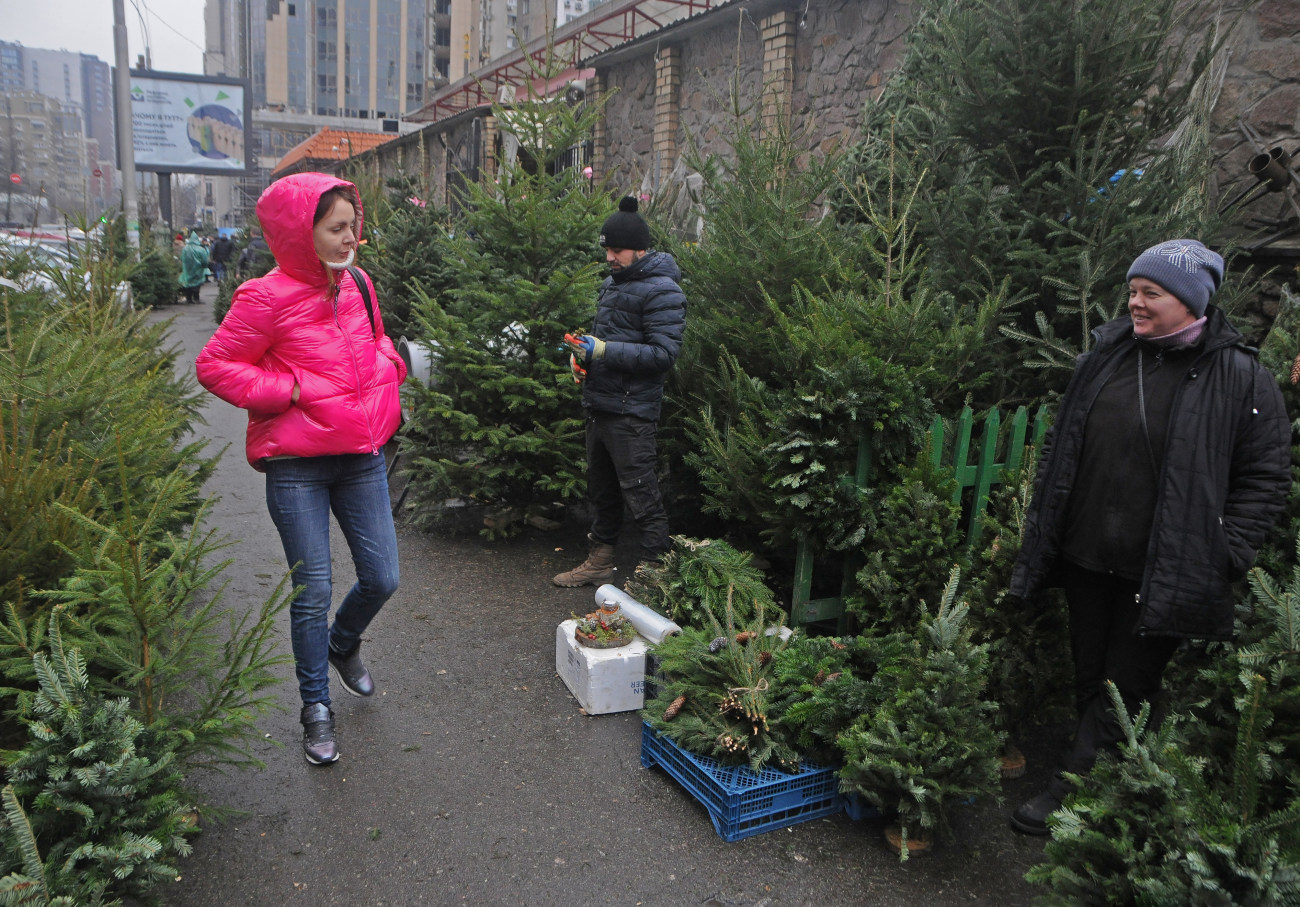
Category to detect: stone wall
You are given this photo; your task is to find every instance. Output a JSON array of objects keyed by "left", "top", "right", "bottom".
[
  {"left": 594, "top": 0, "right": 910, "bottom": 189},
  {"left": 1210, "top": 0, "right": 1300, "bottom": 227},
  {"left": 347, "top": 0, "right": 1299, "bottom": 238},
  {"left": 595, "top": 54, "right": 657, "bottom": 193},
  {"left": 788, "top": 0, "right": 911, "bottom": 155}
]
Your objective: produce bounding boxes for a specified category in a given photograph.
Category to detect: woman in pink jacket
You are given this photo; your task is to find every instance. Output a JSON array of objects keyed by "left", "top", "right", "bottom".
[{"left": 196, "top": 173, "right": 407, "bottom": 766}]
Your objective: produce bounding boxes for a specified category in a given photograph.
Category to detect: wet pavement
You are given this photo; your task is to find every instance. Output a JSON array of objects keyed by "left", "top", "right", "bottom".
[{"left": 155, "top": 285, "right": 1048, "bottom": 906}]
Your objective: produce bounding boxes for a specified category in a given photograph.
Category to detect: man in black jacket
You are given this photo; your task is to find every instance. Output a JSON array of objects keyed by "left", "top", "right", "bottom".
[
  {"left": 554, "top": 196, "right": 687, "bottom": 587},
  {"left": 209, "top": 233, "right": 235, "bottom": 281},
  {"left": 1007, "top": 238, "right": 1291, "bottom": 835}
]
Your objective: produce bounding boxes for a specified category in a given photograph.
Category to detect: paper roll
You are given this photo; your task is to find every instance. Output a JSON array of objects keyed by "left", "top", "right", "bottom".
[{"left": 594, "top": 584, "right": 682, "bottom": 644}]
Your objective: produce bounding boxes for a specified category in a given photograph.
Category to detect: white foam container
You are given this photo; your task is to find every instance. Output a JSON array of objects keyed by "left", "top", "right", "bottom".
[{"left": 555, "top": 619, "right": 650, "bottom": 715}]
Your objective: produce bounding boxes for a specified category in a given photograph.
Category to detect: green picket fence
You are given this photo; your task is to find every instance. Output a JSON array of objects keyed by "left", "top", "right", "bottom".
[{"left": 789, "top": 404, "right": 1051, "bottom": 630}]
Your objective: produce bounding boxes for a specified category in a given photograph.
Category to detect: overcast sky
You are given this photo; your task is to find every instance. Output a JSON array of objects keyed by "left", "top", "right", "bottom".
[{"left": 9, "top": 1, "right": 206, "bottom": 75}]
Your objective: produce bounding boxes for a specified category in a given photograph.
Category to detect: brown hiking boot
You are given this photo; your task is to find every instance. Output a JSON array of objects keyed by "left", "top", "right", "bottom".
[{"left": 553, "top": 541, "right": 616, "bottom": 587}]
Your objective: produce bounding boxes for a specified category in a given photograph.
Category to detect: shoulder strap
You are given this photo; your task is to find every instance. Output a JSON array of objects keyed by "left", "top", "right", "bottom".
[{"left": 346, "top": 265, "right": 377, "bottom": 339}]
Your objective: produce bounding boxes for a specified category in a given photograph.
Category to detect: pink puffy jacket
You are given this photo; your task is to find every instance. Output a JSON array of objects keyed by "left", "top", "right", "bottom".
[{"left": 196, "top": 173, "right": 407, "bottom": 470}]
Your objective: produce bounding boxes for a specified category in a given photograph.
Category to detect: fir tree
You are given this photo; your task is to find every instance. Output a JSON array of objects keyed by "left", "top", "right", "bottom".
[
  {"left": 845, "top": 454, "right": 963, "bottom": 634},
  {"left": 769, "top": 632, "right": 911, "bottom": 766},
  {"left": 1028, "top": 680, "right": 1300, "bottom": 904},
  {"left": 2, "top": 612, "right": 196, "bottom": 904},
  {"left": 0, "top": 785, "right": 106, "bottom": 905},
  {"left": 836, "top": 0, "right": 1235, "bottom": 404},
  {"left": 399, "top": 52, "right": 611, "bottom": 533},
  {"left": 23, "top": 478, "right": 291, "bottom": 770},
  {"left": 836, "top": 567, "right": 1003, "bottom": 858},
  {"left": 642, "top": 589, "right": 801, "bottom": 773},
  {"left": 354, "top": 171, "right": 454, "bottom": 342},
  {"left": 963, "top": 460, "right": 1074, "bottom": 745},
  {"left": 623, "top": 536, "right": 776, "bottom": 630}
]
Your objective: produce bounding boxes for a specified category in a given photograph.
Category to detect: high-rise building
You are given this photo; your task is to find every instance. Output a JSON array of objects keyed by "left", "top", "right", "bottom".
[
  {"left": 204, "top": 0, "right": 435, "bottom": 227},
  {"left": 0, "top": 90, "right": 89, "bottom": 222},
  {"left": 0, "top": 42, "right": 114, "bottom": 219}
]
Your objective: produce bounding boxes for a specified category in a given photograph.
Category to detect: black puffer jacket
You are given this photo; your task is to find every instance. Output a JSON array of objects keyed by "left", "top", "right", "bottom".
[
  {"left": 582, "top": 250, "right": 687, "bottom": 421},
  {"left": 1010, "top": 307, "right": 1291, "bottom": 640}
]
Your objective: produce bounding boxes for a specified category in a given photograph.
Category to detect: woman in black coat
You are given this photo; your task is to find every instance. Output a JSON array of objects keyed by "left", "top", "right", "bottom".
[{"left": 1007, "top": 239, "right": 1291, "bottom": 835}]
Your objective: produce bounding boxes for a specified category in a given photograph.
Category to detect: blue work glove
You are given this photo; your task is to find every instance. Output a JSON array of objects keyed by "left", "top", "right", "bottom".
[{"left": 565, "top": 333, "right": 606, "bottom": 363}]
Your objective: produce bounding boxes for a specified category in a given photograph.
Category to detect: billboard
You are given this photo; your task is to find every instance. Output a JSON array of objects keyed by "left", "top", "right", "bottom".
[{"left": 123, "top": 70, "right": 251, "bottom": 175}]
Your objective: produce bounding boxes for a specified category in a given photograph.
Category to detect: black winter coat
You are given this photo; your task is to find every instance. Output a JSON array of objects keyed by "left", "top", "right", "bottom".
[
  {"left": 1009, "top": 307, "right": 1291, "bottom": 640},
  {"left": 582, "top": 250, "right": 687, "bottom": 422}
]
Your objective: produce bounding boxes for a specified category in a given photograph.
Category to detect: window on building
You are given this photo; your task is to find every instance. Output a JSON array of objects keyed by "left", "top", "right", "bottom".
[{"left": 288, "top": 3, "right": 296, "bottom": 14}]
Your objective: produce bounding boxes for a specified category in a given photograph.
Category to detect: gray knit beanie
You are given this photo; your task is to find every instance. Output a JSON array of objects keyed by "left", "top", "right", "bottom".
[
  {"left": 1125, "top": 239, "right": 1224, "bottom": 318},
  {"left": 598, "top": 196, "right": 651, "bottom": 250}
]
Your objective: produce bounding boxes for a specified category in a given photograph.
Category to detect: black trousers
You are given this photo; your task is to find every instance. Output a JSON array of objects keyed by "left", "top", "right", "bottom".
[
  {"left": 585, "top": 412, "right": 669, "bottom": 560},
  {"left": 1053, "top": 561, "right": 1180, "bottom": 795}
]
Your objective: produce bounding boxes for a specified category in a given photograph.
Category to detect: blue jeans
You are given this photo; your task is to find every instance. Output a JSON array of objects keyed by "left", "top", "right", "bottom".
[{"left": 265, "top": 452, "right": 400, "bottom": 707}]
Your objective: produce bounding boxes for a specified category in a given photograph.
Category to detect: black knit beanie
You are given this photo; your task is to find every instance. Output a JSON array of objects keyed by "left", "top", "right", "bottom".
[{"left": 598, "top": 196, "right": 651, "bottom": 250}]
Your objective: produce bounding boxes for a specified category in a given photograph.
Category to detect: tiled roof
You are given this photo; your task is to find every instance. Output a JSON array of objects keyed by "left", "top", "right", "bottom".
[{"left": 271, "top": 127, "right": 398, "bottom": 177}]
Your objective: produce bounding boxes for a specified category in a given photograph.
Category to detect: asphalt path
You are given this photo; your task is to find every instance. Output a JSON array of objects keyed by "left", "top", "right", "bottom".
[{"left": 155, "top": 285, "right": 1050, "bottom": 906}]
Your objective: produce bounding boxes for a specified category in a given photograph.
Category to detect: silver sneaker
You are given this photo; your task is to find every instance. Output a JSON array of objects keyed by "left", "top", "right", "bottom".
[
  {"left": 329, "top": 644, "right": 375, "bottom": 697},
  {"left": 300, "top": 702, "right": 339, "bottom": 765}
]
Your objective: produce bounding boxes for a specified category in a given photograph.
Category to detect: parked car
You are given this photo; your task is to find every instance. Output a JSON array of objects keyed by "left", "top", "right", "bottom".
[{"left": 0, "top": 233, "right": 132, "bottom": 307}]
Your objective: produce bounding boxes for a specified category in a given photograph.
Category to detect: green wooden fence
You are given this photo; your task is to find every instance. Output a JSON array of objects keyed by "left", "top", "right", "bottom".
[{"left": 789, "top": 404, "right": 1051, "bottom": 630}]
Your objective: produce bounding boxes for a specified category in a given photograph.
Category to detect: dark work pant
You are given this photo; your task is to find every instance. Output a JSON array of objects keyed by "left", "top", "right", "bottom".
[
  {"left": 1053, "top": 561, "right": 1179, "bottom": 796},
  {"left": 586, "top": 412, "right": 669, "bottom": 560}
]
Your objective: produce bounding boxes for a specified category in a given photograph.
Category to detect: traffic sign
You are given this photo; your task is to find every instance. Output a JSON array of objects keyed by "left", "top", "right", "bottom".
[
  {"left": 92, "top": 168, "right": 103, "bottom": 178},
  {"left": 8, "top": 174, "right": 18, "bottom": 185}
]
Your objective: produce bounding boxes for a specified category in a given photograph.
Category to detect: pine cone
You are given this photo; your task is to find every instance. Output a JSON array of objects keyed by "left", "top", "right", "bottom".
[
  {"left": 663, "top": 694, "right": 687, "bottom": 720},
  {"left": 735, "top": 631, "right": 757, "bottom": 645},
  {"left": 758, "top": 651, "right": 772, "bottom": 666},
  {"left": 813, "top": 668, "right": 827, "bottom": 685},
  {"left": 825, "top": 671, "right": 842, "bottom": 683},
  {"left": 708, "top": 636, "right": 728, "bottom": 654},
  {"left": 830, "top": 640, "right": 847, "bottom": 650}
]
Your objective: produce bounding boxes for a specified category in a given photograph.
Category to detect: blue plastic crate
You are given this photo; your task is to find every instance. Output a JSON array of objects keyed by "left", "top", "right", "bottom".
[
  {"left": 640, "top": 723, "right": 843, "bottom": 842},
  {"left": 842, "top": 792, "right": 884, "bottom": 821}
]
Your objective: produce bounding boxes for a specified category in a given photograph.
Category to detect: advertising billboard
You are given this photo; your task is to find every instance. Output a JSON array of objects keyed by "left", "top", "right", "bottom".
[{"left": 124, "top": 70, "right": 251, "bottom": 175}]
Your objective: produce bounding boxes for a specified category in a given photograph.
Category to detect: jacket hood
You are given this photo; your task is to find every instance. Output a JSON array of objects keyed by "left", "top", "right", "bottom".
[
  {"left": 255, "top": 172, "right": 363, "bottom": 285},
  {"left": 612, "top": 249, "right": 681, "bottom": 284}
]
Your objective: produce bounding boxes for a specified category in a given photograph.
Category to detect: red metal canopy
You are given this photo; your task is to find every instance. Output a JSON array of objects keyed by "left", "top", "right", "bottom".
[{"left": 409, "top": 0, "right": 718, "bottom": 122}]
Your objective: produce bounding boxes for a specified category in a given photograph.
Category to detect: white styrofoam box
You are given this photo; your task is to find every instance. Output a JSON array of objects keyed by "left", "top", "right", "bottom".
[{"left": 555, "top": 619, "right": 650, "bottom": 715}]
